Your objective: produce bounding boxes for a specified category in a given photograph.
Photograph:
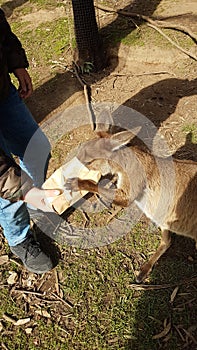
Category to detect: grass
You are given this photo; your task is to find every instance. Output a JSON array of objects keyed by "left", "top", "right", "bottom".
[
  {"left": 121, "top": 24, "right": 195, "bottom": 50},
  {"left": 11, "top": 18, "right": 70, "bottom": 66},
  {"left": 1, "top": 225, "right": 196, "bottom": 349},
  {"left": 182, "top": 124, "right": 197, "bottom": 143}
]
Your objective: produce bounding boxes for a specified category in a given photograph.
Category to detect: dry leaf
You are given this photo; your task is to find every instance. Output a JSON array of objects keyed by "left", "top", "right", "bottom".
[
  {"left": 35, "top": 309, "right": 51, "bottom": 318},
  {"left": 3, "top": 314, "right": 17, "bottom": 324},
  {"left": 163, "top": 318, "right": 168, "bottom": 328},
  {"left": 188, "top": 256, "right": 194, "bottom": 262},
  {"left": 0, "top": 321, "right": 3, "bottom": 331},
  {"left": 14, "top": 318, "right": 31, "bottom": 326},
  {"left": 7, "top": 271, "right": 18, "bottom": 285},
  {"left": 54, "top": 269, "right": 60, "bottom": 295},
  {"left": 25, "top": 327, "right": 33, "bottom": 334},
  {"left": 59, "top": 288, "right": 64, "bottom": 299},
  {"left": 170, "top": 286, "right": 179, "bottom": 304},
  {"left": 152, "top": 322, "right": 171, "bottom": 339},
  {"left": 0, "top": 255, "right": 9, "bottom": 265}
]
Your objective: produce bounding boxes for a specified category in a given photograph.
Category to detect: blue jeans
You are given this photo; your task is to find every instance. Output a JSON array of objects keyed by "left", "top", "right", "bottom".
[{"left": 0, "top": 84, "right": 51, "bottom": 246}]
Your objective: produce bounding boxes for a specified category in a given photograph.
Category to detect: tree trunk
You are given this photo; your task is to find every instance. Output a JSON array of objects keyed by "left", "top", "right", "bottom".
[{"left": 72, "top": 0, "right": 105, "bottom": 72}]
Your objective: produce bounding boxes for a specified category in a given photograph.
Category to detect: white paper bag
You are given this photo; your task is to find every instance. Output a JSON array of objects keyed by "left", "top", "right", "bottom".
[{"left": 42, "top": 157, "right": 101, "bottom": 214}]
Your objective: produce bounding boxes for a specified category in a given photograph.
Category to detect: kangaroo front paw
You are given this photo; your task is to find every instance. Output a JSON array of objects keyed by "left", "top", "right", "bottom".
[{"left": 64, "top": 177, "right": 80, "bottom": 193}]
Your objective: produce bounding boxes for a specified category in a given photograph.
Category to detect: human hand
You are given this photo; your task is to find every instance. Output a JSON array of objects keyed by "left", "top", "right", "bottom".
[
  {"left": 13, "top": 68, "right": 33, "bottom": 98},
  {"left": 23, "top": 187, "right": 61, "bottom": 212}
]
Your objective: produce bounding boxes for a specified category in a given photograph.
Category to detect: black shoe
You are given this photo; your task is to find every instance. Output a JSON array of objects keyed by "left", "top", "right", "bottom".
[{"left": 10, "top": 233, "right": 53, "bottom": 274}]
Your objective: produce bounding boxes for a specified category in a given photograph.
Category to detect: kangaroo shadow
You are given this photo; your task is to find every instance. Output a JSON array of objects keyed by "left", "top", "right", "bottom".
[
  {"left": 28, "top": 75, "right": 197, "bottom": 157},
  {"left": 103, "top": 77, "right": 197, "bottom": 154},
  {"left": 122, "top": 77, "right": 197, "bottom": 127}
]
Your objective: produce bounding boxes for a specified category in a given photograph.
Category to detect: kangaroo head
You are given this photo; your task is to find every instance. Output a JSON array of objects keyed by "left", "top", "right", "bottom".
[{"left": 77, "top": 127, "right": 141, "bottom": 165}]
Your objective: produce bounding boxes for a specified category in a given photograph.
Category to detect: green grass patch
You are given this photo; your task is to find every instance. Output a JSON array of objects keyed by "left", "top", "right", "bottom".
[
  {"left": 11, "top": 18, "right": 71, "bottom": 65},
  {"left": 182, "top": 124, "right": 197, "bottom": 143},
  {"left": 29, "top": 0, "right": 64, "bottom": 10},
  {"left": 122, "top": 28, "right": 145, "bottom": 46}
]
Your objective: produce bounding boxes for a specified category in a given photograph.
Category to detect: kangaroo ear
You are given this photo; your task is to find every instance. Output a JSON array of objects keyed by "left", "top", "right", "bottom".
[
  {"left": 110, "top": 127, "right": 141, "bottom": 151},
  {"left": 96, "top": 130, "right": 111, "bottom": 138},
  {"left": 95, "top": 108, "right": 114, "bottom": 136}
]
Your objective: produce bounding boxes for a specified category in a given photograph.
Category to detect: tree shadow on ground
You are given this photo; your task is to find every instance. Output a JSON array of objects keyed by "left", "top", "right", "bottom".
[
  {"left": 99, "top": 0, "right": 162, "bottom": 67},
  {"left": 26, "top": 0, "right": 164, "bottom": 123}
]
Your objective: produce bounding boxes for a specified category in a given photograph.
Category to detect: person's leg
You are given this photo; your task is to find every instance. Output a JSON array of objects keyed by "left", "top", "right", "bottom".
[
  {"left": 0, "top": 130, "right": 31, "bottom": 246},
  {"left": 0, "top": 85, "right": 53, "bottom": 273},
  {"left": 0, "top": 131, "right": 52, "bottom": 273},
  {"left": 0, "top": 83, "right": 51, "bottom": 241},
  {"left": 0, "top": 84, "right": 51, "bottom": 187},
  {"left": 0, "top": 198, "right": 30, "bottom": 246}
]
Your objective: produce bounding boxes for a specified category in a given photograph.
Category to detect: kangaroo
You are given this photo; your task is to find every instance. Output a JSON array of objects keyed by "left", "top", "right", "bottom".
[{"left": 65, "top": 131, "right": 197, "bottom": 283}]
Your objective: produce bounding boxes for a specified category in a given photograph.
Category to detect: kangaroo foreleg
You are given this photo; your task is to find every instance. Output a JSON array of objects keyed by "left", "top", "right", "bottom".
[
  {"left": 136, "top": 230, "right": 172, "bottom": 283},
  {"left": 65, "top": 178, "right": 130, "bottom": 207}
]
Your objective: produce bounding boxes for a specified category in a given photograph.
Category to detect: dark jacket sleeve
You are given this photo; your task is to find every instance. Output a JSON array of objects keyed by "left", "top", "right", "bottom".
[
  {"left": 0, "top": 149, "right": 34, "bottom": 201},
  {"left": 0, "top": 9, "right": 29, "bottom": 72}
]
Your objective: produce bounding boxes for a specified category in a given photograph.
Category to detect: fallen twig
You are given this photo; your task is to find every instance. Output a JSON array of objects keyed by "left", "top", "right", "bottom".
[
  {"left": 72, "top": 61, "right": 96, "bottom": 130},
  {"left": 51, "top": 292, "right": 74, "bottom": 309},
  {"left": 110, "top": 71, "right": 175, "bottom": 77},
  {"left": 84, "top": 84, "right": 96, "bottom": 130},
  {"left": 174, "top": 325, "right": 186, "bottom": 342},
  {"left": 3, "top": 314, "right": 31, "bottom": 326},
  {"left": 14, "top": 289, "right": 45, "bottom": 296},
  {"left": 147, "top": 23, "right": 197, "bottom": 61},
  {"left": 54, "top": 269, "right": 60, "bottom": 296},
  {"left": 9, "top": 258, "right": 22, "bottom": 267},
  {"left": 72, "top": 61, "right": 86, "bottom": 88},
  {"left": 3, "top": 314, "right": 17, "bottom": 324},
  {"left": 96, "top": 4, "right": 197, "bottom": 60},
  {"left": 106, "top": 207, "right": 122, "bottom": 224},
  {"left": 2, "top": 343, "right": 9, "bottom": 350},
  {"left": 96, "top": 4, "right": 197, "bottom": 41},
  {"left": 153, "top": 21, "right": 197, "bottom": 43},
  {"left": 81, "top": 209, "right": 90, "bottom": 228},
  {"left": 0, "top": 284, "right": 11, "bottom": 288}
]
